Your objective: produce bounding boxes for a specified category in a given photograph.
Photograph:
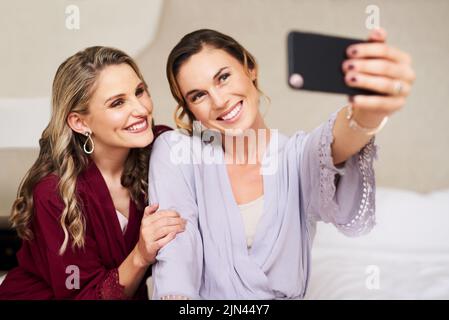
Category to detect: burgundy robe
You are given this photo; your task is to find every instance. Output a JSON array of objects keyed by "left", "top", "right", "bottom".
[{"left": 0, "top": 127, "right": 172, "bottom": 300}]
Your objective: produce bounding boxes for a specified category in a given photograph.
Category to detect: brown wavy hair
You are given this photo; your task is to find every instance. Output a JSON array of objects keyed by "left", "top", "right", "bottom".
[
  {"left": 10, "top": 46, "right": 152, "bottom": 255},
  {"left": 166, "top": 29, "right": 265, "bottom": 135}
]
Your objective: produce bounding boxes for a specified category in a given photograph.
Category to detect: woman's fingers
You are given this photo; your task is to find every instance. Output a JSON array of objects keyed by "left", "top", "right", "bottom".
[
  {"left": 350, "top": 95, "right": 406, "bottom": 115},
  {"left": 343, "top": 59, "right": 416, "bottom": 83},
  {"left": 345, "top": 71, "right": 412, "bottom": 96},
  {"left": 154, "top": 210, "right": 182, "bottom": 219},
  {"left": 153, "top": 224, "right": 186, "bottom": 241},
  {"left": 138, "top": 206, "right": 187, "bottom": 260},
  {"left": 143, "top": 203, "right": 159, "bottom": 217},
  {"left": 143, "top": 224, "right": 184, "bottom": 254},
  {"left": 142, "top": 213, "right": 185, "bottom": 229},
  {"left": 367, "top": 27, "right": 387, "bottom": 42},
  {"left": 142, "top": 208, "right": 180, "bottom": 223},
  {"left": 143, "top": 216, "right": 186, "bottom": 230},
  {"left": 155, "top": 232, "right": 177, "bottom": 250},
  {"left": 141, "top": 209, "right": 186, "bottom": 240},
  {"left": 347, "top": 42, "right": 412, "bottom": 65},
  {"left": 137, "top": 208, "right": 186, "bottom": 264},
  {"left": 339, "top": 28, "right": 414, "bottom": 130}
]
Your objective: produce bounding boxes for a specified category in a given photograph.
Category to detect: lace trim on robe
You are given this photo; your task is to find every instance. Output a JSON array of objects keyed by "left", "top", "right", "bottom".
[
  {"left": 97, "top": 268, "right": 128, "bottom": 300},
  {"left": 318, "top": 111, "right": 378, "bottom": 236}
]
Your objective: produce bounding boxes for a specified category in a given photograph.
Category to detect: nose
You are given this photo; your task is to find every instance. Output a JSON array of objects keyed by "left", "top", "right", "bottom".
[
  {"left": 130, "top": 96, "right": 152, "bottom": 116},
  {"left": 209, "top": 87, "right": 228, "bottom": 110}
]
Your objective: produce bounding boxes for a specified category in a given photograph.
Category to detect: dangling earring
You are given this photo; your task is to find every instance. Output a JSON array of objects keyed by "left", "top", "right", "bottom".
[{"left": 83, "top": 131, "right": 94, "bottom": 154}]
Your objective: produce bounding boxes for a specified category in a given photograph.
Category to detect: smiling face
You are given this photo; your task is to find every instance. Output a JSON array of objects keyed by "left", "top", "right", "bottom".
[
  {"left": 176, "top": 46, "right": 265, "bottom": 134},
  {"left": 82, "top": 63, "right": 154, "bottom": 153}
]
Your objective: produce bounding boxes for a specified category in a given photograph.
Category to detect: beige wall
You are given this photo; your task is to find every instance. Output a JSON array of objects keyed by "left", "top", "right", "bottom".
[
  {"left": 0, "top": 0, "right": 448, "bottom": 215},
  {"left": 0, "top": 0, "right": 163, "bottom": 97}
]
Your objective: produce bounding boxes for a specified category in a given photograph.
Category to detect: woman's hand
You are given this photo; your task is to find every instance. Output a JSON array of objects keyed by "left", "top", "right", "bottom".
[
  {"left": 342, "top": 27, "right": 416, "bottom": 127},
  {"left": 133, "top": 204, "right": 186, "bottom": 268}
]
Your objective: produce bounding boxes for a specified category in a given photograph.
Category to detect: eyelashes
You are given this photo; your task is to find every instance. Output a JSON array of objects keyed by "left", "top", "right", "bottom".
[
  {"left": 218, "top": 72, "right": 230, "bottom": 83},
  {"left": 111, "top": 98, "right": 124, "bottom": 108},
  {"left": 191, "top": 91, "right": 206, "bottom": 102},
  {"left": 190, "top": 72, "right": 231, "bottom": 103},
  {"left": 135, "top": 86, "right": 145, "bottom": 96},
  {"left": 109, "top": 86, "right": 147, "bottom": 108}
]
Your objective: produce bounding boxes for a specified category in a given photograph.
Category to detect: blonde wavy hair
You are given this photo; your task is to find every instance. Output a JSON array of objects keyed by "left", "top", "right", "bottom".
[
  {"left": 10, "top": 46, "right": 152, "bottom": 255},
  {"left": 166, "top": 29, "right": 267, "bottom": 135}
]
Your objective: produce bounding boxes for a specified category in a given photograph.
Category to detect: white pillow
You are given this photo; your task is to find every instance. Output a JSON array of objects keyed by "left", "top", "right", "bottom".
[{"left": 305, "top": 187, "right": 449, "bottom": 299}]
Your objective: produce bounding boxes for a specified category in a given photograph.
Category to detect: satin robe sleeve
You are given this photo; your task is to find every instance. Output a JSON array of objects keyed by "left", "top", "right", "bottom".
[
  {"left": 149, "top": 132, "right": 203, "bottom": 299},
  {"left": 29, "top": 176, "right": 129, "bottom": 299},
  {"left": 297, "top": 109, "right": 378, "bottom": 236}
]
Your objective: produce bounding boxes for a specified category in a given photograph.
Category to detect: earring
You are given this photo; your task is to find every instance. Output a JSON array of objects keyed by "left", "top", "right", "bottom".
[{"left": 83, "top": 131, "right": 94, "bottom": 154}]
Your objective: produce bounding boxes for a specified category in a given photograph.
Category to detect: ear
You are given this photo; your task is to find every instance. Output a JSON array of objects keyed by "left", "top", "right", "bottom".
[
  {"left": 67, "top": 112, "right": 91, "bottom": 135},
  {"left": 249, "top": 67, "right": 257, "bottom": 82}
]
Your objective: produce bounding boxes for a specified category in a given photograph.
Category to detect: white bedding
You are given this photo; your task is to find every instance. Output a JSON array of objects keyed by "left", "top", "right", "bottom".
[{"left": 305, "top": 187, "right": 449, "bottom": 299}]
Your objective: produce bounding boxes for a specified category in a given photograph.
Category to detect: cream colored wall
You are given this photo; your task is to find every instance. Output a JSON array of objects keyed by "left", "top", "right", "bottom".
[
  {"left": 0, "top": 0, "right": 448, "bottom": 216},
  {"left": 0, "top": 0, "right": 163, "bottom": 98},
  {"left": 0, "top": 0, "right": 163, "bottom": 148}
]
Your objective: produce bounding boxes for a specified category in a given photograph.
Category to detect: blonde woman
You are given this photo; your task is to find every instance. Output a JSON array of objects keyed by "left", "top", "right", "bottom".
[
  {"left": 149, "top": 28, "right": 415, "bottom": 299},
  {"left": 0, "top": 46, "right": 185, "bottom": 299}
]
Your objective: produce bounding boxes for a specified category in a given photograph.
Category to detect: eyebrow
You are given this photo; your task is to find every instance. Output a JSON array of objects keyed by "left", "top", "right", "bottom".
[
  {"left": 185, "top": 66, "right": 229, "bottom": 99},
  {"left": 104, "top": 82, "right": 145, "bottom": 105}
]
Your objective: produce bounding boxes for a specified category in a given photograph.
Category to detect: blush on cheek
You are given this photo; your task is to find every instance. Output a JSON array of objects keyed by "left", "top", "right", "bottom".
[{"left": 107, "top": 113, "right": 130, "bottom": 131}]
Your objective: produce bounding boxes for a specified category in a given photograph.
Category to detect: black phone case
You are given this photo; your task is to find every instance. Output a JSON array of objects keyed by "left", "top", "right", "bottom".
[{"left": 287, "top": 31, "right": 375, "bottom": 96}]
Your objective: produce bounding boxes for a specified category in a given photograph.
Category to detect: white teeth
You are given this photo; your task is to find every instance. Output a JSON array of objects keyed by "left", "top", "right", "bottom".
[
  {"left": 221, "top": 102, "right": 242, "bottom": 121},
  {"left": 127, "top": 120, "right": 147, "bottom": 131}
]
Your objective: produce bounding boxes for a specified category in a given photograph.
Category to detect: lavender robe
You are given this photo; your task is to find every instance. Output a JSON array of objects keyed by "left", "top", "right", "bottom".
[{"left": 149, "top": 110, "right": 377, "bottom": 299}]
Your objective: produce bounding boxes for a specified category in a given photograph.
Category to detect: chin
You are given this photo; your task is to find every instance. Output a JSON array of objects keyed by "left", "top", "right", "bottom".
[
  {"left": 222, "top": 116, "right": 257, "bottom": 135},
  {"left": 128, "top": 132, "right": 154, "bottom": 148}
]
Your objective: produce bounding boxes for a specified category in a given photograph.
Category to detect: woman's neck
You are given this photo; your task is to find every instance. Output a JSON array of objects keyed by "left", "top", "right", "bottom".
[{"left": 91, "top": 145, "right": 129, "bottom": 182}]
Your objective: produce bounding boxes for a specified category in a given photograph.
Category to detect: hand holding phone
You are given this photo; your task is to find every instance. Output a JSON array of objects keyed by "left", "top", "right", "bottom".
[{"left": 287, "top": 31, "right": 376, "bottom": 95}]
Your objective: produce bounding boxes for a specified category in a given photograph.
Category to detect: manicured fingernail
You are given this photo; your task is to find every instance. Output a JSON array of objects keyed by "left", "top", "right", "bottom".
[
  {"left": 348, "top": 64, "right": 354, "bottom": 70},
  {"left": 347, "top": 46, "right": 358, "bottom": 56},
  {"left": 350, "top": 76, "right": 357, "bottom": 82},
  {"left": 349, "top": 96, "right": 355, "bottom": 102}
]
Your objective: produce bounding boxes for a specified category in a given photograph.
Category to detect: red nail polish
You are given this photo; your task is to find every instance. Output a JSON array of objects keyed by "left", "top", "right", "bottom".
[
  {"left": 348, "top": 64, "right": 354, "bottom": 70},
  {"left": 350, "top": 76, "right": 357, "bottom": 82},
  {"left": 351, "top": 49, "right": 358, "bottom": 56}
]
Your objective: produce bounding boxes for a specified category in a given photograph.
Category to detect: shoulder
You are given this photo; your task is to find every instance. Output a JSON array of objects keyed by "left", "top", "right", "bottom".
[
  {"left": 151, "top": 129, "right": 194, "bottom": 160},
  {"left": 153, "top": 129, "right": 192, "bottom": 147},
  {"left": 149, "top": 130, "right": 197, "bottom": 186},
  {"left": 33, "top": 172, "right": 88, "bottom": 215},
  {"left": 33, "top": 174, "right": 59, "bottom": 201},
  {"left": 32, "top": 174, "right": 65, "bottom": 223},
  {"left": 153, "top": 124, "right": 173, "bottom": 138}
]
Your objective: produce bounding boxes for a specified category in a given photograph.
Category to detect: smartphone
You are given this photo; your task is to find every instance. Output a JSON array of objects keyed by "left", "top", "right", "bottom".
[{"left": 287, "top": 31, "right": 375, "bottom": 95}]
